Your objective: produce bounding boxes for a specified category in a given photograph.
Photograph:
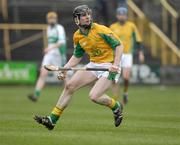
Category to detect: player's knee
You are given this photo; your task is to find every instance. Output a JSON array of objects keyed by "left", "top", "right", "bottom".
[
  {"left": 123, "top": 71, "right": 130, "bottom": 79},
  {"left": 124, "top": 75, "right": 129, "bottom": 80},
  {"left": 89, "top": 92, "right": 98, "bottom": 102},
  {"left": 123, "top": 73, "right": 128, "bottom": 80},
  {"left": 65, "top": 82, "right": 76, "bottom": 94}
]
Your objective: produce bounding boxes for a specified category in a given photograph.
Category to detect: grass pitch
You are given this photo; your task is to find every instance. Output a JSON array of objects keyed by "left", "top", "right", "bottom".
[{"left": 0, "top": 85, "right": 180, "bottom": 145}]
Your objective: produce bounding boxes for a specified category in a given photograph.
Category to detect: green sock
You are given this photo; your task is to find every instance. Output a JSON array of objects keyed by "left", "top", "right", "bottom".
[
  {"left": 111, "top": 102, "right": 120, "bottom": 111},
  {"left": 34, "top": 89, "right": 40, "bottom": 97},
  {"left": 49, "top": 114, "right": 60, "bottom": 124}
]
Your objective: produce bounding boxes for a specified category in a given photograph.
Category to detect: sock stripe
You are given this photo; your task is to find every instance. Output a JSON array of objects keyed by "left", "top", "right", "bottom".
[
  {"left": 50, "top": 106, "right": 63, "bottom": 124},
  {"left": 109, "top": 98, "right": 116, "bottom": 108},
  {"left": 52, "top": 107, "right": 63, "bottom": 116},
  {"left": 112, "top": 102, "right": 120, "bottom": 111},
  {"left": 109, "top": 98, "right": 120, "bottom": 111}
]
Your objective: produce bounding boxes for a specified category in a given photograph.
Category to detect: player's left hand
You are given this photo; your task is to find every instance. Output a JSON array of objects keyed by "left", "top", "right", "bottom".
[
  {"left": 109, "top": 65, "right": 121, "bottom": 73},
  {"left": 57, "top": 71, "right": 67, "bottom": 80},
  {"left": 44, "top": 47, "right": 52, "bottom": 54},
  {"left": 138, "top": 51, "right": 145, "bottom": 63}
]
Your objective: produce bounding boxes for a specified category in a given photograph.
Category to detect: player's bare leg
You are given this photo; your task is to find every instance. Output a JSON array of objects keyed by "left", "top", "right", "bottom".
[
  {"left": 56, "top": 71, "right": 97, "bottom": 109},
  {"left": 28, "top": 67, "right": 48, "bottom": 102},
  {"left": 111, "top": 83, "right": 121, "bottom": 101},
  {"left": 89, "top": 77, "right": 123, "bottom": 127},
  {"left": 34, "top": 71, "right": 97, "bottom": 130},
  {"left": 122, "top": 68, "right": 131, "bottom": 104},
  {"left": 89, "top": 77, "right": 112, "bottom": 105},
  {"left": 111, "top": 68, "right": 131, "bottom": 105}
]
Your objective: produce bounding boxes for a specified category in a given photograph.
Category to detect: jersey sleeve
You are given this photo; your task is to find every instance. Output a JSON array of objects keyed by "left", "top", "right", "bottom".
[
  {"left": 98, "top": 26, "right": 121, "bottom": 50},
  {"left": 73, "top": 33, "right": 85, "bottom": 58},
  {"left": 57, "top": 25, "right": 66, "bottom": 44},
  {"left": 132, "top": 24, "right": 142, "bottom": 43}
]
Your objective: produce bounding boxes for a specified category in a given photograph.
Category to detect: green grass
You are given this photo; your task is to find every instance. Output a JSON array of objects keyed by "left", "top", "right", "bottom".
[{"left": 0, "top": 85, "right": 180, "bottom": 145}]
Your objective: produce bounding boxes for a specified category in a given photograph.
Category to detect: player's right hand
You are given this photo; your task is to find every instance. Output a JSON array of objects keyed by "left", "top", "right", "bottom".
[{"left": 57, "top": 71, "right": 67, "bottom": 80}]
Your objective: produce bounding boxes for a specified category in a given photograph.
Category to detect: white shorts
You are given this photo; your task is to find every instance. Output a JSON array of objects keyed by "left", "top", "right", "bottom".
[
  {"left": 42, "top": 52, "right": 62, "bottom": 67},
  {"left": 86, "top": 62, "right": 120, "bottom": 83},
  {"left": 121, "top": 54, "right": 133, "bottom": 68}
]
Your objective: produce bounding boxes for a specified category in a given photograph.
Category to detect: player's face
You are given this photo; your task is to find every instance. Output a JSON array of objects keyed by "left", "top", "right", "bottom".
[
  {"left": 47, "top": 17, "right": 57, "bottom": 26},
  {"left": 79, "top": 13, "right": 91, "bottom": 26},
  {"left": 116, "top": 14, "right": 127, "bottom": 24}
]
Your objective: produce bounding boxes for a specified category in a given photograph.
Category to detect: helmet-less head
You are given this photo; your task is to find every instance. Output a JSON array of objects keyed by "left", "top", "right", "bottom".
[
  {"left": 46, "top": 11, "right": 58, "bottom": 27},
  {"left": 116, "top": 7, "right": 128, "bottom": 25}
]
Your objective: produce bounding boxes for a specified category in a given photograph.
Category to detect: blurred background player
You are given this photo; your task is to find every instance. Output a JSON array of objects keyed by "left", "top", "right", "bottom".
[
  {"left": 28, "top": 11, "right": 66, "bottom": 102},
  {"left": 34, "top": 5, "right": 124, "bottom": 130},
  {"left": 110, "top": 7, "right": 144, "bottom": 105}
]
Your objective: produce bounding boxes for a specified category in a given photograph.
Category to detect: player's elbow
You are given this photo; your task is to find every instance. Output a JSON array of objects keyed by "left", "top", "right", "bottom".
[{"left": 57, "top": 40, "right": 66, "bottom": 46}]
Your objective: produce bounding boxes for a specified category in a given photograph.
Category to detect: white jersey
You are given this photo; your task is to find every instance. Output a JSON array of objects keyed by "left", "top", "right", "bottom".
[
  {"left": 42, "top": 24, "right": 66, "bottom": 67},
  {"left": 47, "top": 24, "right": 66, "bottom": 55}
]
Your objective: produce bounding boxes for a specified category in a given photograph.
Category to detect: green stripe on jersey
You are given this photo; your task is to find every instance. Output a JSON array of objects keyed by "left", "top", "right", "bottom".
[
  {"left": 99, "top": 33, "right": 120, "bottom": 50},
  {"left": 48, "top": 36, "right": 58, "bottom": 44},
  {"left": 73, "top": 42, "right": 85, "bottom": 58}
]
